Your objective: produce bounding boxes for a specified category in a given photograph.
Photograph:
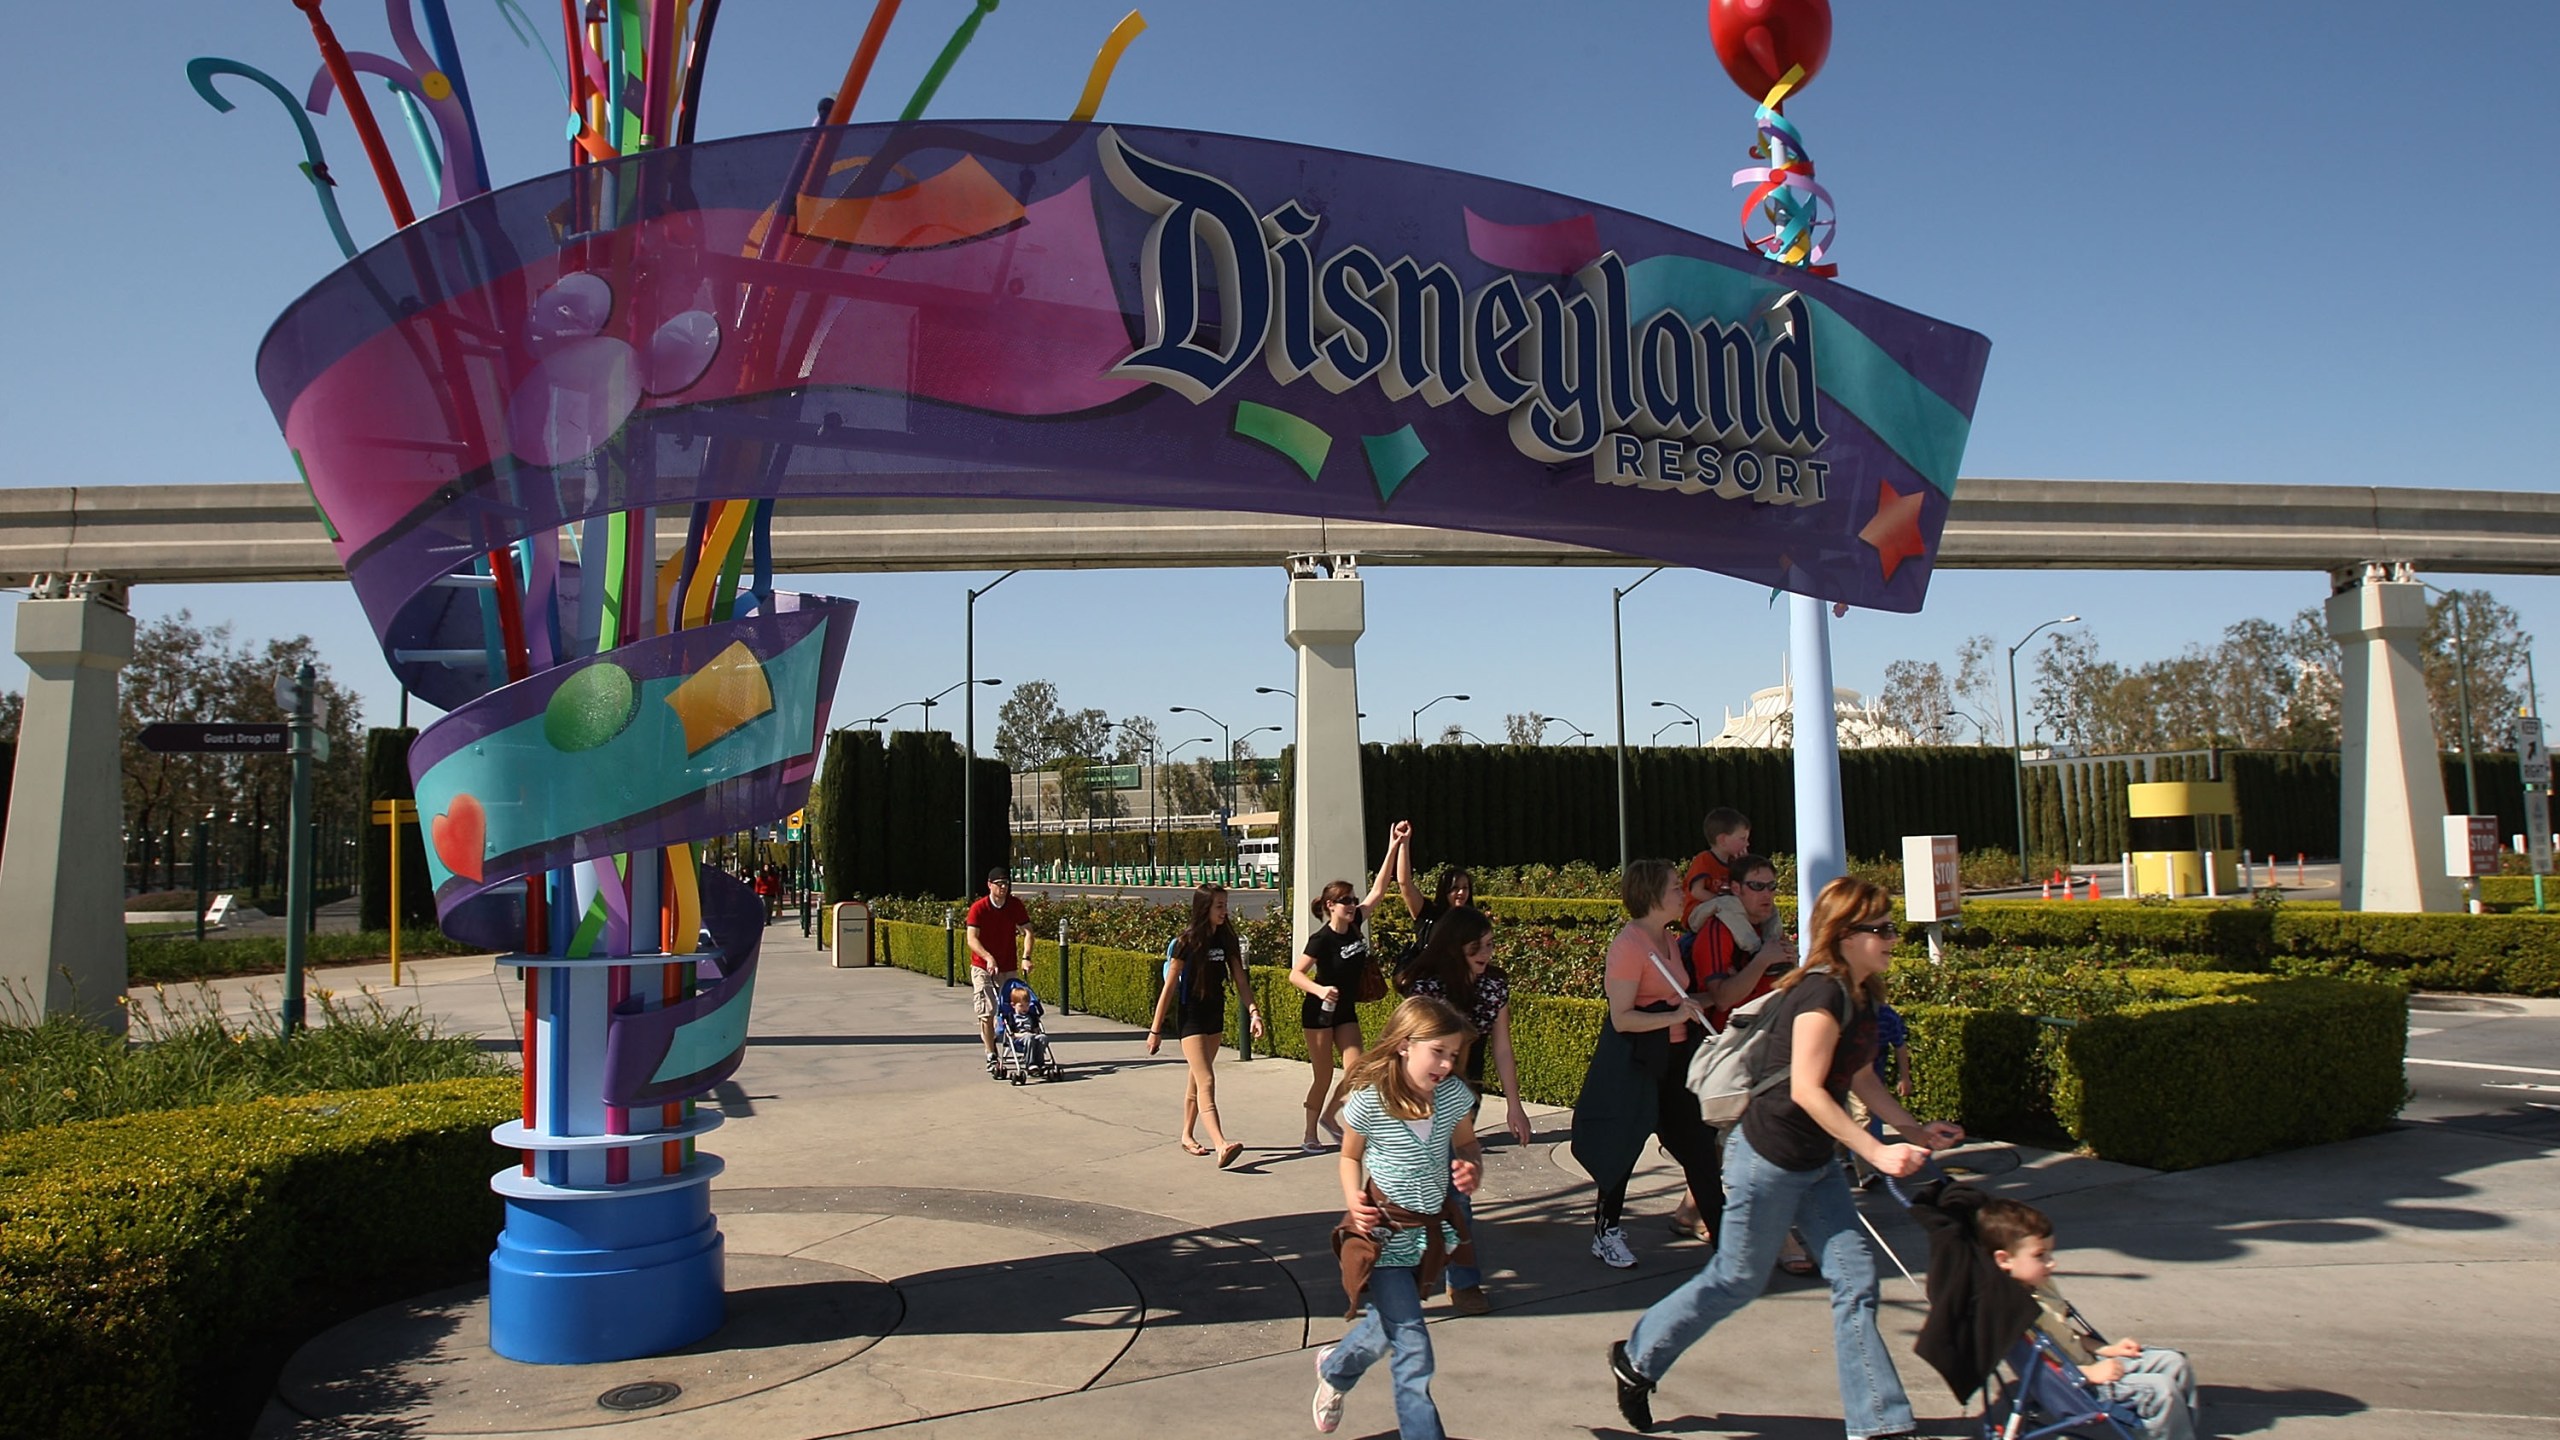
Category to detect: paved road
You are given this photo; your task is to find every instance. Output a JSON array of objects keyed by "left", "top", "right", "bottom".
[{"left": 2404, "top": 993, "right": 2560, "bottom": 1143}]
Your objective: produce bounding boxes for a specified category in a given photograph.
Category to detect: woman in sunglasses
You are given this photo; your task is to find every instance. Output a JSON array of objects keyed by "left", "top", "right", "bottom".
[{"left": 1608, "top": 876, "right": 1963, "bottom": 1438}]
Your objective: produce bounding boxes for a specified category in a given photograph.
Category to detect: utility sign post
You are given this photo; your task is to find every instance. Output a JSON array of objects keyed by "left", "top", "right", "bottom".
[
  {"left": 372, "top": 799, "right": 418, "bottom": 984},
  {"left": 137, "top": 722, "right": 289, "bottom": 754},
  {"left": 1900, "top": 834, "right": 1962, "bottom": 964},
  {"left": 2516, "top": 715, "right": 2551, "bottom": 910}
]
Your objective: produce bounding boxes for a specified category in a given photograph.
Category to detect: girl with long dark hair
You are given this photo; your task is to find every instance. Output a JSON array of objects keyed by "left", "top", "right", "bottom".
[
  {"left": 1397, "top": 904, "right": 1530, "bottom": 1313},
  {"left": 1288, "top": 822, "right": 1408, "bottom": 1150},
  {"left": 1148, "top": 883, "right": 1263, "bottom": 1167}
]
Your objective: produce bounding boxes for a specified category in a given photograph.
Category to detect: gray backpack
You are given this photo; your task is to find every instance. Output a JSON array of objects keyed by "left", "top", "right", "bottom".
[{"left": 1685, "top": 980, "right": 1850, "bottom": 1125}]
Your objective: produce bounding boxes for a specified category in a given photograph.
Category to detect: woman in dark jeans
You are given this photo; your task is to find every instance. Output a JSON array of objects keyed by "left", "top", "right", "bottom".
[
  {"left": 1607, "top": 876, "right": 1963, "bottom": 1435},
  {"left": 1568, "top": 858, "right": 1724, "bottom": 1271}
]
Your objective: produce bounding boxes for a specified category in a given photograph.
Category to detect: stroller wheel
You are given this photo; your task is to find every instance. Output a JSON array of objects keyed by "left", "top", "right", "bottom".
[{"left": 1012, "top": 1074, "right": 1026, "bottom": 1085}]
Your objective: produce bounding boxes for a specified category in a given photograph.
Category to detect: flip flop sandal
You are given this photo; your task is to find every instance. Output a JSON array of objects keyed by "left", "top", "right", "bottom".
[
  {"left": 1779, "top": 1253, "right": 1817, "bottom": 1277},
  {"left": 1180, "top": 1140, "right": 1212, "bottom": 1156},
  {"left": 1217, "top": 1142, "right": 1245, "bottom": 1169}
]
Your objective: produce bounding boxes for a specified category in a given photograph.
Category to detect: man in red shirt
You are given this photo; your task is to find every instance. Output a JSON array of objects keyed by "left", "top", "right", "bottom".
[{"left": 966, "top": 868, "right": 1032, "bottom": 1074}]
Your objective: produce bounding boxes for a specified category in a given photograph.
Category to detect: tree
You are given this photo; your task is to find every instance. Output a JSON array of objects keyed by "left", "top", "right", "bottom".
[
  {"left": 1877, "top": 660, "right": 1956, "bottom": 743},
  {"left": 1503, "top": 711, "right": 1549, "bottom": 746},
  {"left": 993, "top": 680, "right": 1065, "bottom": 769},
  {"left": 1162, "top": 758, "right": 1219, "bottom": 816},
  {"left": 1438, "top": 723, "right": 1465, "bottom": 744},
  {"left": 2426, "top": 589, "right": 2532, "bottom": 755},
  {"left": 118, "top": 612, "right": 363, "bottom": 896},
  {"left": 1113, "top": 713, "right": 1159, "bottom": 766},
  {"left": 0, "top": 691, "right": 19, "bottom": 743},
  {"left": 1954, "top": 634, "right": 2006, "bottom": 744}
]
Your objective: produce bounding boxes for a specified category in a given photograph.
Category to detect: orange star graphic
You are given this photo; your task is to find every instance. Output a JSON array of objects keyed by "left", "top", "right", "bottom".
[{"left": 1859, "top": 479, "right": 1929, "bottom": 581}]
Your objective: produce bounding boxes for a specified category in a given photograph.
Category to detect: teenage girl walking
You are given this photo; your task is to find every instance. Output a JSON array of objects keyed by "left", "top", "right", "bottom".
[
  {"left": 1312, "top": 996, "right": 1484, "bottom": 1438},
  {"left": 1289, "top": 822, "right": 1409, "bottom": 1149},
  {"left": 1148, "top": 883, "right": 1264, "bottom": 1167}
]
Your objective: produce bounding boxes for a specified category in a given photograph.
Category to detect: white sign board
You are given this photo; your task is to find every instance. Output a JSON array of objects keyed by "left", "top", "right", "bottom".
[
  {"left": 2444, "top": 814, "right": 2503, "bottom": 878},
  {"left": 2517, "top": 715, "right": 2551, "bottom": 784},
  {"left": 1901, "top": 834, "right": 1962, "bottom": 923}
]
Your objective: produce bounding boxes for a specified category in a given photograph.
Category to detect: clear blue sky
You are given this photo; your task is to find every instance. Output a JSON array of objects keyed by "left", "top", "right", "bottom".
[{"left": 4, "top": 1, "right": 2556, "bottom": 750}]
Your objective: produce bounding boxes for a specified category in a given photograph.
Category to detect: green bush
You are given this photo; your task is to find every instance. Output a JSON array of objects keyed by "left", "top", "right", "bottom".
[
  {"left": 1944, "top": 899, "right": 2560, "bottom": 996},
  {"left": 0, "top": 1077, "right": 517, "bottom": 1440},
  {"left": 2, "top": 990, "right": 508, "bottom": 1133},
  {"left": 125, "top": 927, "right": 480, "bottom": 984},
  {"left": 1901, "top": 968, "right": 2405, "bottom": 1170}
]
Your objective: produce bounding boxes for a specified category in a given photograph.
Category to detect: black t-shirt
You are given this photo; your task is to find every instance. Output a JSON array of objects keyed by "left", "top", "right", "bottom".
[
  {"left": 1302, "top": 924, "right": 1371, "bottom": 996},
  {"left": 1739, "top": 969, "right": 1876, "bottom": 1172}
]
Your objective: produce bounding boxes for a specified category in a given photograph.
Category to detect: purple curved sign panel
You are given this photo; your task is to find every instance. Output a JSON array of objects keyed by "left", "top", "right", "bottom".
[{"left": 260, "top": 120, "right": 1988, "bottom": 661}]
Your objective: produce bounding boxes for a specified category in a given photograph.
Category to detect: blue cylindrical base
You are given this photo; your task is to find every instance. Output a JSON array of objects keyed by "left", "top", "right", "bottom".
[{"left": 489, "top": 1174, "right": 725, "bottom": 1364}]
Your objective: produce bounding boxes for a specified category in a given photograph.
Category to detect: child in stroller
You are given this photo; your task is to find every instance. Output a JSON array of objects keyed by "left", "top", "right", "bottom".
[
  {"left": 1908, "top": 1182, "right": 2198, "bottom": 1440},
  {"left": 992, "top": 976, "right": 1062, "bottom": 1084}
]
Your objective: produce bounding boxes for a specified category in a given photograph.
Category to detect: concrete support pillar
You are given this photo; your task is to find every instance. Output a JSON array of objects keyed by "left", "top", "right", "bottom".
[
  {"left": 1286, "top": 559, "right": 1366, "bottom": 959},
  {"left": 1789, "top": 593, "right": 1848, "bottom": 921},
  {"left": 0, "top": 581, "right": 137, "bottom": 1030},
  {"left": 2326, "top": 564, "right": 2459, "bottom": 913}
]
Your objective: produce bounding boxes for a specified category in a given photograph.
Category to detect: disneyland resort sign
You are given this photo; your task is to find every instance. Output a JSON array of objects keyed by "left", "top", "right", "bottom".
[
  {"left": 262, "top": 121, "right": 1990, "bottom": 663},
  {"left": 1102, "top": 132, "right": 1831, "bottom": 505}
]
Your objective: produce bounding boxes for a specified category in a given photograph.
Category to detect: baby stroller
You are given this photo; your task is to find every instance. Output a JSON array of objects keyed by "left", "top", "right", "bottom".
[
  {"left": 992, "top": 976, "right": 1062, "bottom": 1084},
  {"left": 1900, "top": 1175, "right": 2145, "bottom": 1440}
]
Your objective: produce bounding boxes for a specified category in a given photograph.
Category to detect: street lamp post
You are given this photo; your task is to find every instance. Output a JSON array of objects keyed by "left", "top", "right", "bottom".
[
  {"left": 1542, "top": 716, "right": 1594, "bottom": 745},
  {"left": 1114, "top": 720, "right": 1159, "bottom": 865},
  {"left": 964, "top": 571, "right": 1019, "bottom": 898},
  {"left": 1254, "top": 685, "right": 1295, "bottom": 700},
  {"left": 2008, "top": 614, "right": 2080, "bottom": 883},
  {"left": 1613, "top": 568, "right": 1665, "bottom": 871},
  {"left": 2419, "top": 584, "right": 2481, "bottom": 816},
  {"left": 1168, "top": 735, "right": 1214, "bottom": 861},
  {"left": 868, "top": 700, "right": 928, "bottom": 730},
  {"left": 1649, "top": 700, "right": 1702, "bottom": 746},
  {"left": 1170, "top": 706, "right": 1236, "bottom": 873},
  {"left": 1410, "top": 693, "right": 1469, "bottom": 745}
]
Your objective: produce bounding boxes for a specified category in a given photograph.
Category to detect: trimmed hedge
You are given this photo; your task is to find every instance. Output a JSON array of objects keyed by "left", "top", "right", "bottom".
[
  {"left": 1947, "top": 899, "right": 2560, "bottom": 996},
  {"left": 876, "top": 922, "right": 2404, "bottom": 1169},
  {"left": 0, "top": 1077, "right": 517, "bottom": 1440},
  {"left": 1903, "top": 970, "right": 2406, "bottom": 1171},
  {"left": 125, "top": 927, "right": 479, "bottom": 984}
]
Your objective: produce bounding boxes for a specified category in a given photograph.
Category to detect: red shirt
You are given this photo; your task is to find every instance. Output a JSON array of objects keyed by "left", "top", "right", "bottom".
[
  {"left": 965, "top": 895, "right": 1030, "bottom": 970},
  {"left": 1691, "top": 917, "right": 1778, "bottom": 1032},
  {"left": 1684, "top": 848, "right": 1735, "bottom": 902}
]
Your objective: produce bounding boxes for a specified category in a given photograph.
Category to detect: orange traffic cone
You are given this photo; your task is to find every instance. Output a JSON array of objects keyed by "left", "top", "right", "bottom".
[
  {"left": 2040, "top": 875, "right": 2053, "bottom": 901},
  {"left": 2086, "top": 875, "right": 2102, "bottom": 902}
]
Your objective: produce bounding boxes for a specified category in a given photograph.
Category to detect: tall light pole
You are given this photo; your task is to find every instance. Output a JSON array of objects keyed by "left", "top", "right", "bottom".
[
  {"left": 1613, "top": 568, "right": 1665, "bottom": 870},
  {"left": 1170, "top": 705, "right": 1236, "bottom": 870},
  {"left": 2416, "top": 584, "right": 2481, "bottom": 816},
  {"left": 1255, "top": 685, "right": 1295, "bottom": 700},
  {"left": 1941, "top": 709, "right": 1973, "bottom": 743},
  {"left": 1543, "top": 716, "right": 1594, "bottom": 745},
  {"left": 1650, "top": 699, "right": 1702, "bottom": 745},
  {"left": 1238, "top": 725, "right": 1283, "bottom": 823},
  {"left": 1411, "top": 693, "right": 1468, "bottom": 744},
  {"left": 2008, "top": 614, "right": 2079, "bottom": 882},
  {"left": 964, "top": 571, "right": 1018, "bottom": 898},
  {"left": 1651, "top": 720, "right": 1687, "bottom": 744},
  {"left": 869, "top": 700, "right": 928, "bottom": 730}
]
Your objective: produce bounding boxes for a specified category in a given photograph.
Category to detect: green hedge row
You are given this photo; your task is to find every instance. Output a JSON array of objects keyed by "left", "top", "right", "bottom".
[
  {"left": 125, "top": 927, "right": 480, "bottom": 984},
  {"left": 0, "top": 1077, "right": 517, "bottom": 1440},
  {"left": 1947, "top": 900, "right": 2560, "bottom": 996},
  {"left": 874, "top": 923, "right": 2405, "bottom": 1170},
  {"left": 816, "top": 729, "right": 1009, "bottom": 905},
  {"left": 1905, "top": 971, "right": 2407, "bottom": 1171}
]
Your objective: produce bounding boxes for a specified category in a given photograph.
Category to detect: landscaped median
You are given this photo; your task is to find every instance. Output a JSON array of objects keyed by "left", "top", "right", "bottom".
[
  {"left": 1947, "top": 899, "right": 2560, "bottom": 996},
  {"left": 0, "top": 1077, "right": 518, "bottom": 1440},
  {"left": 872, "top": 919, "right": 2404, "bottom": 1171}
]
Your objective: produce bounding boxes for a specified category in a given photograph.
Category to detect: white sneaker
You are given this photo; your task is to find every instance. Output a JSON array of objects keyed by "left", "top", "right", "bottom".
[
  {"left": 1311, "top": 1344, "right": 1347, "bottom": 1432},
  {"left": 1592, "top": 1225, "right": 1637, "bottom": 1269}
]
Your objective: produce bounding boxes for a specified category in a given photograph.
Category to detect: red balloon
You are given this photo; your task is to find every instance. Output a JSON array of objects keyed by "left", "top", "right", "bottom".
[{"left": 1707, "top": 0, "right": 1832, "bottom": 101}]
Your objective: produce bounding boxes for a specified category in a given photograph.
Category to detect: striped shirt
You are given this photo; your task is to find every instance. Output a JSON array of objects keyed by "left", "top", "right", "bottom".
[{"left": 1344, "top": 1074, "right": 1476, "bottom": 1267}]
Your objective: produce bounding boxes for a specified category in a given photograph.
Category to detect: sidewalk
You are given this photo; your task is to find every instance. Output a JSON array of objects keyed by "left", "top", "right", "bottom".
[{"left": 201, "top": 915, "right": 2558, "bottom": 1439}]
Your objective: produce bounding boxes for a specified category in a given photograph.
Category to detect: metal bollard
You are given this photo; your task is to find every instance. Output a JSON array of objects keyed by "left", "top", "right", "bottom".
[
  {"left": 2204, "top": 851, "right": 2219, "bottom": 899},
  {"left": 1057, "top": 918, "right": 1071, "bottom": 1015},
  {"left": 943, "top": 906, "right": 956, "bottom": 987},
  {"left": 1237, "top": 934, "right": 1253, "bottom": 1061}
]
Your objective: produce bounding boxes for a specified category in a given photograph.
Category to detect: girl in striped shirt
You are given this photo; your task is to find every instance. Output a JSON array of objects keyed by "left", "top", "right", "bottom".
[{"left": 1313, "top": 997, "right": 1484, "bottom": 1438}]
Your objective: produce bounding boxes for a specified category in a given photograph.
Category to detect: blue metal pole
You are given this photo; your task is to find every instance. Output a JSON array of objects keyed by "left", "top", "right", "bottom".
[{"left": 1789, "top": 594, "right": 1847, "bottom": 921}]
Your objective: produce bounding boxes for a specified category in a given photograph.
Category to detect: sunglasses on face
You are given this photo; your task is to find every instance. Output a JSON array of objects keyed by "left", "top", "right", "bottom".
[
  {"left": 1739, "top": 879, "right": 1777, "bottom": 893},
  {"left": 1845, "top": 920, "right": 1898, "bottom": 937}
]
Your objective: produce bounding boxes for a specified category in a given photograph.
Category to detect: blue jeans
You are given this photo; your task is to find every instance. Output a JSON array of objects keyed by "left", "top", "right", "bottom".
[
  {"left": 1323, "top": 1264, "right": 1442, "bottom": 1439},
  {"left": 1626, "top": 1130, "right": 1915, "bottom": 1440},
  {"left": 1444, "top": 1190, "right": 1481, "bottom": 1291}
]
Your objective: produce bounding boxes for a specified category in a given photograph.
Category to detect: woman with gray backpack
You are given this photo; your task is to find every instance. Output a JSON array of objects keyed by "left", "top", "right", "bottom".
[{"left": 1607, "top": 875, "right": 1964, "bottom": 1437}]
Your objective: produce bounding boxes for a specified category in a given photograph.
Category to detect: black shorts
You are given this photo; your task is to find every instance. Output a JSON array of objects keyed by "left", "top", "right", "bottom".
[
  {"left": 1173, "top": 998, "right": 1226, "bottom": 1040},
  {"left": 1301, "top": 996, "right": 1360, "bottom": 1032}
]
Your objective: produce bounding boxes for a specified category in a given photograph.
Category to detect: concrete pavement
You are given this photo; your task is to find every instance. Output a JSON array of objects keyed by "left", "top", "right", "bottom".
[{"left": 193, "top": 917, "right": 2557, "bottom": 1439}]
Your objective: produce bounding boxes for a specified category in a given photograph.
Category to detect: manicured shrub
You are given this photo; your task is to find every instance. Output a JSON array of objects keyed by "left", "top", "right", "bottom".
[
  {"left": 124, "top": 927, "right": 478, "bottom": 984},
  {"left": 0, "top": 1078, "right": 517, "bottom": 1440},
  {"left": 1943, "top": 899, "right": 2560, "bottom": 996}
]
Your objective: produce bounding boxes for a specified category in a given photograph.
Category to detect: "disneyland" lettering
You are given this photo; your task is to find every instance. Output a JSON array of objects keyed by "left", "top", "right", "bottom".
[{"left": 1100, "top": 130, "right": 1829, "bottom": 505}]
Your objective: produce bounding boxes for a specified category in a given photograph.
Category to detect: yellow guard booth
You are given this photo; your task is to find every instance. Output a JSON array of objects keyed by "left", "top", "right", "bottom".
[{"left": 2128, "top": 780, "right": 2241, "bottom": 897}]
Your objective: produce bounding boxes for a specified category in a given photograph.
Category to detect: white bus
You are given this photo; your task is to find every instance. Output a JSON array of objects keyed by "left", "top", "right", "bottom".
[{"left": 1236, "top": 836, "right": 1281, "bottom": 880}]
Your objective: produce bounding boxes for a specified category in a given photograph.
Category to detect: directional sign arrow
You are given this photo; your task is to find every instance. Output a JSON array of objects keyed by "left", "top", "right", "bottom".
[{"left": 137, "top": 722, "right": 291, "bottom": 755}]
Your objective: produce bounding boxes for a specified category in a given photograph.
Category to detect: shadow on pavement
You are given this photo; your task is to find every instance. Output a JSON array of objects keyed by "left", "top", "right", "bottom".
[{"left": 2201, "top": 1383, "right": 2371, "bottom": 1434}]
